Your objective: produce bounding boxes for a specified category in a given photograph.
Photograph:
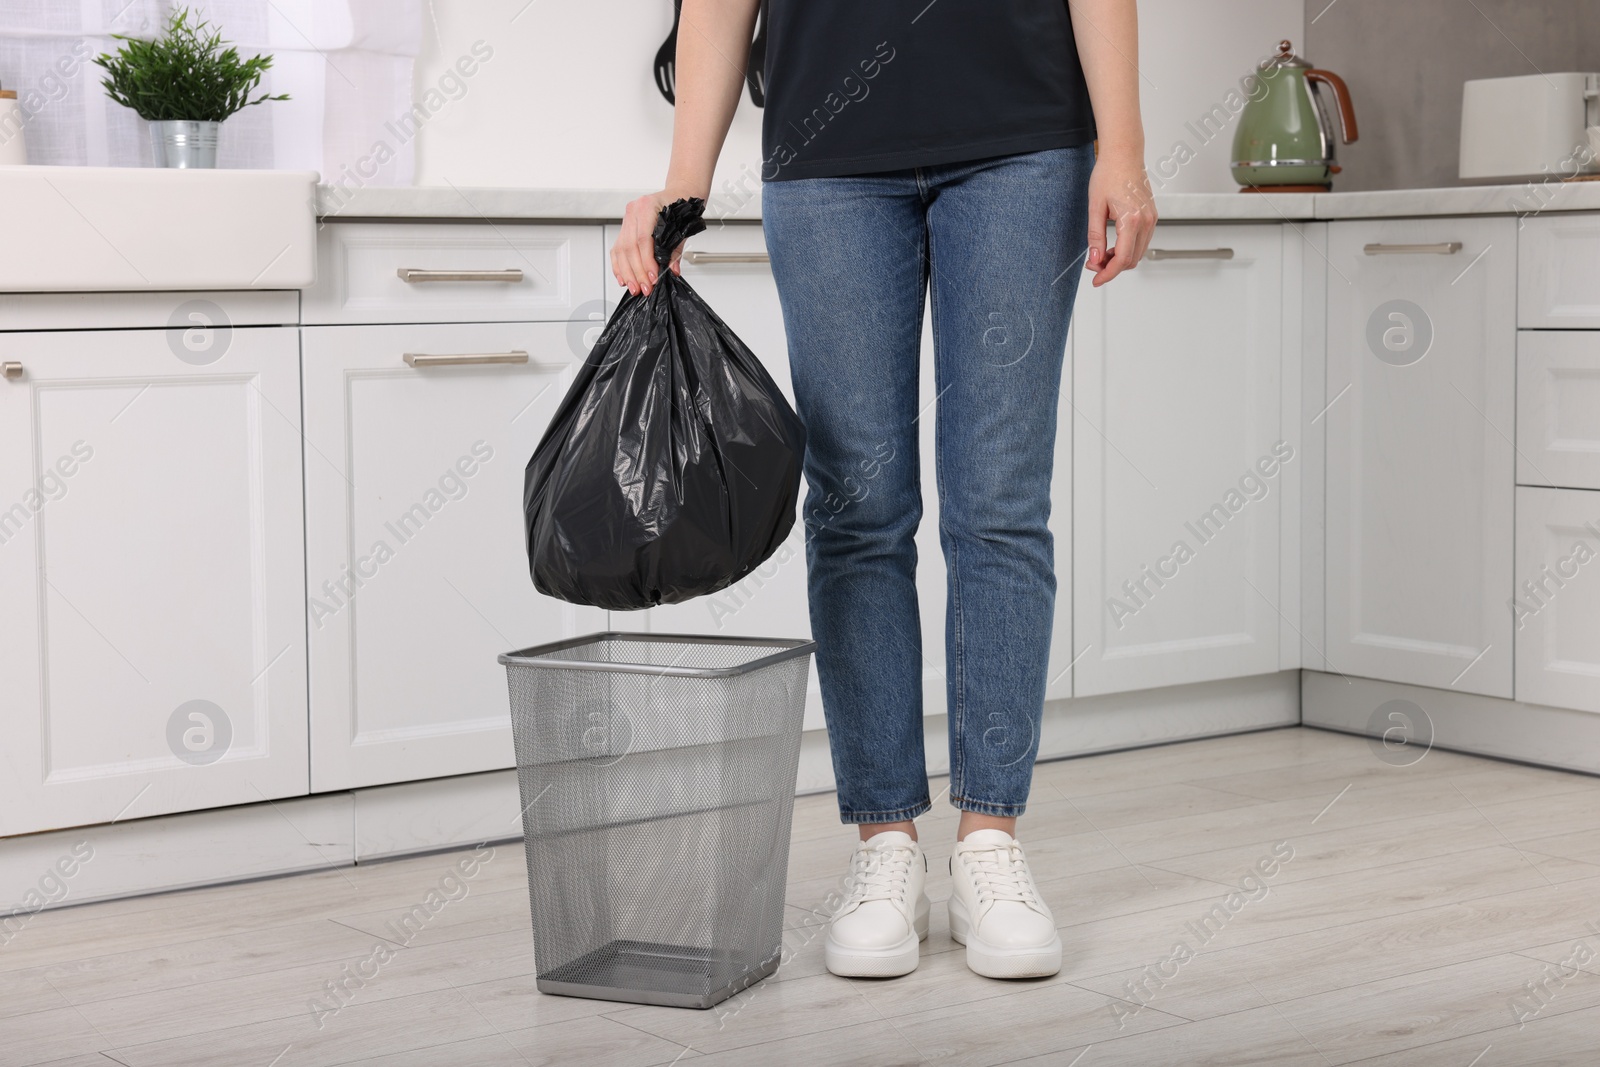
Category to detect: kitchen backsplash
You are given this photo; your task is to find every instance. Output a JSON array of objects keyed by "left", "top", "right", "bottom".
[
  {"left": 1306, "top": 0, "right": 1600, "bottom": 191},
  {"left": 410, "top": 0, "right": 1301, "bottom": 196}
]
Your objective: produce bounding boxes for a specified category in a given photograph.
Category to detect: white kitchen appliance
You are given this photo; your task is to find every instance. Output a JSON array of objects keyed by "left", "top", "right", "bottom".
[
  {"left": 0, "top": 88, "right": 26, "bottom": 165},
  {"left": 1460, "top": 73, "right": 1600, "bottom": 182}
]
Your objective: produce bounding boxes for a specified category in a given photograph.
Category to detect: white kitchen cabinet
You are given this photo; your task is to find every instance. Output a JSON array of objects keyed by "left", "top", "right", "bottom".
[
  {"left": 1517, "top": 331, "right": 1600, "bottom": 491},
  {"left": 1071, "top": 224, "right": 1287, "bottom": 697},
  {"left": 1518, "top": 214, "right": 1600, "bottom": 328},
  {"left": 300, "top": 321, "right": 604, "bottom": 790},
  {"left": 1041, "top": 323, "right": 1077, "bottom": 704},
  {"left": 909, "top": 309, "right": 955, "bottom": 718},
  {"left": 0, "top": 326, "right": 308, "bottom": 836},
  {"left": 625, "top": 224, "right": 827, "bottom": 728},
  {"left": 1325, "top": 217, "right": 1516, "bottom": 697},
  {"left": 1514, "top": 486, "right": 1600, "bottom": 714}
]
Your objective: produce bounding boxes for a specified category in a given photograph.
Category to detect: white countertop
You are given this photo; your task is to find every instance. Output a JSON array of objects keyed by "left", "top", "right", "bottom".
[
  {"left": 316, "top": 185, "right": 766, "bottom": 222},
  {"left": 1309, "top": 182, "right": 1600, "bottom": 218},
  {"left": 315, "top": 179, "right": 1600, "bottom": 223}
]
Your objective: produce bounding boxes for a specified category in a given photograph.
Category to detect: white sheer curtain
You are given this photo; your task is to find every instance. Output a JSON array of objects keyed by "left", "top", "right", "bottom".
[{"left": 0, "top": 0, "right": 421, "bottom": 181}]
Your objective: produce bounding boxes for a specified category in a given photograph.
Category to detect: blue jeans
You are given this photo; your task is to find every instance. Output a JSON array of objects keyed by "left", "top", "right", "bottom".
[{"left": 761, "top": 144, "right": 1093, "bottom": 823}]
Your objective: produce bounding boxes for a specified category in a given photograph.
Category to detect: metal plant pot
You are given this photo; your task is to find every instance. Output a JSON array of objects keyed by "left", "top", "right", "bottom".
[{"left": 149, "top": 120, "right": 219, "bottom": 168}]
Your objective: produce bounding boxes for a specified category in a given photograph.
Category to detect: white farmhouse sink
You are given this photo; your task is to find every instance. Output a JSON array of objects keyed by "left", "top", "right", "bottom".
[{"left": 0, "top": 165, "right": 318, "bottom": 292}]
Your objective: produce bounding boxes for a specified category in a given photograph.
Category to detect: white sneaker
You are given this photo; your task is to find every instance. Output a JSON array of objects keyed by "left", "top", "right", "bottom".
[
  {"left": 948, "top": 828, "right": 1062, "bottom": 978},
  {"left": 824, "top": 830, "right": 930, "bottom": 977}
]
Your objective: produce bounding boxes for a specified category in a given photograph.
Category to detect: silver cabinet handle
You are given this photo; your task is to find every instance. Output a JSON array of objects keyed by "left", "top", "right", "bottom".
[
  {"left": 1147, "top": 248, "right": 1235, "bottom": 261},
  {"left": 1363, "top": 242, "right": 1463, "bottom": 255},
  {"left": 403, "top": 351, "right": 530, "bottom": 367},
  {"left": 396, "top": 268, "right": 525, "bottom": 282},
  {"left": 684, "top": 250, "right": 769, "bottom": 264},
  {"left": 2, "top": 361, "right": 20, "bottom": 380}
]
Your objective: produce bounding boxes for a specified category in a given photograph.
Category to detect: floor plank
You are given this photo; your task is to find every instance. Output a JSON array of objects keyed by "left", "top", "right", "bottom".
[
  {"left": 997, "top": 1004, "right": 1334, "bottom": 1066},
  {"left": 1339, "top": 1000, "right": 1600, "bottom": 1065},
  {"left": 1267, "top": 952, "right": 1600, "bottom": 1064},
  {"left": 1152, "top": 873, "right": 1600, "bottom": 1009}
]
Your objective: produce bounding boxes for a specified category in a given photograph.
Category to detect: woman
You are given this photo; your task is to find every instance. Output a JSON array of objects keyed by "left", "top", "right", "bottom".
[{"left": 612, "top": 0, "right": 1154, "bottom": 981}]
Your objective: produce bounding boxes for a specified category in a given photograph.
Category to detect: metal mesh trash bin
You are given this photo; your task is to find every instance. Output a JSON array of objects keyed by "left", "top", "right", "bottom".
[{"left": 499, "top": 632, "right": 816, "bottom": 1010}]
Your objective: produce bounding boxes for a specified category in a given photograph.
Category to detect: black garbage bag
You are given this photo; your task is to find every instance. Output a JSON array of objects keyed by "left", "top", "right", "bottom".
[{"left": 523, "top": 197, "right": 806, "bottom": 610}]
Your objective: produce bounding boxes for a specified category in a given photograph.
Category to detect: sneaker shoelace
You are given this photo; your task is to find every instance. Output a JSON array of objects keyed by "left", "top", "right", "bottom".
[
  {"left": 960, "top": 840, "right": 1042, "bottom": 908},
  {"left": 844, "top": 843, "right": 916, "bottom": 906}
]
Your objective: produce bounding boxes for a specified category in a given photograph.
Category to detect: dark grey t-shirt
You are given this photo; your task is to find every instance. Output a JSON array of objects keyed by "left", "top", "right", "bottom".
[{"left": 760, "top": 0, "right": 1097, "bottom": 181}]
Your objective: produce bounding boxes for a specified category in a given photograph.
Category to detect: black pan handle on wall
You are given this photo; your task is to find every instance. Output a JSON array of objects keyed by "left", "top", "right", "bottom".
[
  {"left": 658, "top": 0, "right": 766, "bottom": 109},
  {"left": 654, "top": 0, "right": 683, "bottom": 104},
  {"left": 746, "top": 0, "right": 768, "bottom": 108}
]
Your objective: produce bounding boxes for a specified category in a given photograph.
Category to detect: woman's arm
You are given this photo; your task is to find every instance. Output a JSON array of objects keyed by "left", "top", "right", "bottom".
[
  {"left": 613, "top": 0, "right": 761, "bottom": 296},
  {"left": 1069, "top": 0, "right": 1156, "bottom": 287}
]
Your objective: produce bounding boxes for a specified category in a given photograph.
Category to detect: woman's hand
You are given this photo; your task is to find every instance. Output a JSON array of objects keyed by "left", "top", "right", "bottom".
[
  {"left": 1085, "top": 150, "right": 1156, "bottom": 287},
  {"left": 612, "top": 190, "right": 696, "bottom": 297}
]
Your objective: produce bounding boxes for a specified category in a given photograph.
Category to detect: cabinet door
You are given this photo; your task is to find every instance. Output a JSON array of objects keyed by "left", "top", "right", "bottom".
[
  {"left": 301, "top": 322, "right": 604, "bottom": 790},
  {"left": 1325, "top": 218, "right": 1516, "bottom": 696},
  {"left": 0, "top": 327, "right": 308, "bottom": 836},
  {"left": 1072, "top": 225, "right": 1285, "bottom": 696},
  {"left": 626, "top": 224, "right": 827, "bottom": 728},
  {"left": 1513, "top": 486, "right": 1600, "bottom": 714}
]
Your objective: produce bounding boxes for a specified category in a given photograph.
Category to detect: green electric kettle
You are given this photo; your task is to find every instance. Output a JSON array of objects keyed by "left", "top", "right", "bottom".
[{"left": 1231, "top": 40, "right": 1358, "bottom": 190}]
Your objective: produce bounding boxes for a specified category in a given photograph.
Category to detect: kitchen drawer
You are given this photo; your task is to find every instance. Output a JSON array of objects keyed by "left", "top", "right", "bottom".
[
  {"left": 1519, "top": 214, "right": 1600, "bottom": 328},
  {"left": 1519, "top": 331, "right": 1600, "bottom": 490},
  {"left": 1514, "top": 486, "right": 1600, "bottom": 714},
  {"left": 302, "top": 221, "right": 605, "bottom": 325}
]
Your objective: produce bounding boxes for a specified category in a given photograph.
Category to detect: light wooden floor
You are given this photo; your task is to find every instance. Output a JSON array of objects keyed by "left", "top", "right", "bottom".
[{"left": 6, "top": 726, "right": 1600, "bottom": 1067}]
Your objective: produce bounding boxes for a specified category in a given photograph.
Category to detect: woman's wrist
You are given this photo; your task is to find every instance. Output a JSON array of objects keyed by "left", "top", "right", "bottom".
[
  {"left": 1094, "top": 141, "right": 1145, "bottom": 166},
  {"left": 662, "top": 170, "right": 713, "bottom": 202}
]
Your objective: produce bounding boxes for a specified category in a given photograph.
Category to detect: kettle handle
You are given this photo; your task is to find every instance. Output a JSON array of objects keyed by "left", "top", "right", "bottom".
[{"left": 1306, "top": 70, "right": 1359, "bottom": 144}]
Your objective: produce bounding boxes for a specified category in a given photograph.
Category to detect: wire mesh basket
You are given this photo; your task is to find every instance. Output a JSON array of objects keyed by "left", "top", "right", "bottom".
[{"left": 499, "top": 631, "right": 816, "bottom": 1010}]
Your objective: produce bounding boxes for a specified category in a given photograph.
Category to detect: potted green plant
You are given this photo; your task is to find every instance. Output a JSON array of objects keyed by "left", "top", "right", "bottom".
[{"left": 94, "top": 7, "right": 289, "bottom": 169}]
